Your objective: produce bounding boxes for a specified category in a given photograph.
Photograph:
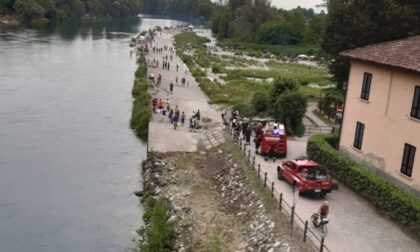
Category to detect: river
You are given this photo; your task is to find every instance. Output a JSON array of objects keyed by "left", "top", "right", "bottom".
[{"left": 0, "top": 18, "right": 183, "bottom": 252}]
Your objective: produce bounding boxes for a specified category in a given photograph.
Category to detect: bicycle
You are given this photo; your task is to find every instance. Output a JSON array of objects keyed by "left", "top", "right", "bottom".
[{"left": 311, "top": 213, "right": 329, "bottom": 237}]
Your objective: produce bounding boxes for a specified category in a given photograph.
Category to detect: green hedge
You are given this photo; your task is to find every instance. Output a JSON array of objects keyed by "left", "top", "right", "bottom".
[
  {"left": 307, "top": 133, "right": 420, "bottom": 238},
  {"left": 130, "top": 55, "right": 151, "bottom": 140}
]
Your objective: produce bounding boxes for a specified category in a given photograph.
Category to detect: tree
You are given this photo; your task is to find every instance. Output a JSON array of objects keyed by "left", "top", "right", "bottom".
[
  {"left": 14, "top": 0, "right": 45, "bottom": 22},
  {"left": 272, "top": 90, "right": 307, "bottom": 134},
  {"left": 322, "top": 0, "right": 420, "bottom": 87},
  {"left": 251, "top": 89, "right": 271, "bottom": 115},
  {"left": 271, "top": 77, "right": 299, "bottom": 103}
]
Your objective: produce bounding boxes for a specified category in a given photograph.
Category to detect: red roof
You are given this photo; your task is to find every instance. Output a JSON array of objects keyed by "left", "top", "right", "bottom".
[{"left": 340, "top": 35, "right": 420, "bottom": 73}]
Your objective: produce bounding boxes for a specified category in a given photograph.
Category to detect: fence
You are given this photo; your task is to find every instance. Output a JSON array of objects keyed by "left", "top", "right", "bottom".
[
  {"left": 229, "top": 130, "right": 331, "bottom": 252},
  {"left": 303, "top": 125, "right": 334, "bottom": 136}
]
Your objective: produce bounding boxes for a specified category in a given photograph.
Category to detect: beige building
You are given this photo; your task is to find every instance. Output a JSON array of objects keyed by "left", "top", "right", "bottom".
[{"left": 339, "top": 36, "right": 420, "bottom": 196}]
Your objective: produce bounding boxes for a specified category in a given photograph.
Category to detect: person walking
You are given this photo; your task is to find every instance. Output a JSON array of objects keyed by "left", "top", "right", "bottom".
[
  {"left": 176, "top": 64, "right": 179, "bottom": 72},
  {"left": 173, "top": 113, "right": 179, "bottom": 130},
  {"left": 168, "top": 109, "right": 174, "bottom": 123},
  {"left": 170, "top": 82, "right": 174, "bottom": 94},
  {"left": 195, "top": 109, "right": 200, "bottom": 122},
  {"left": 181, "top": 111, "right": 186, "bottom": 126},
  {"left": 158, "top": 99, "right": 164, "bottom": 110}
]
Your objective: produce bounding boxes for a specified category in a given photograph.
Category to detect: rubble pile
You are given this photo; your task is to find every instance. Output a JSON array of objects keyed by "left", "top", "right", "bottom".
[
  {"left": 212, "top": 152, "right": 291, "bottom": 252},
  {"left": 140, "top": 149, "right": 304, "bottom": 252}
]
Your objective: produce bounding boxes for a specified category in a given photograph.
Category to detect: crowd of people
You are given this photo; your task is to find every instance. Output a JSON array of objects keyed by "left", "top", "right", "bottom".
[
  {"left": 136, "top": 26, "right": 204, "bottom": 133},
  {"left": 151, "top": 97, "right": 202, "bottom": 131}
]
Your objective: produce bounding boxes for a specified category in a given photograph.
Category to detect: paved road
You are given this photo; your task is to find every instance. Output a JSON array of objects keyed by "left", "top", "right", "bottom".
[
  {"left": 241, "top": 136, "right": 420, "bottom": 252},
  {"left": 145, "top": 29, "right": 420, "bottom": 251}
]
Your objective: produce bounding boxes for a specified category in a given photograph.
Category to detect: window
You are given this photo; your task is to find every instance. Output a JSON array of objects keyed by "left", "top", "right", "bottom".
[
  {"left": 401, "top": 144, "right": 416, "bottom": 177},
  {"left": 353, "top": 122, "right": 365, "bottom": 150},
  {"left": 360, "top": 72, "right": 372, "bottom": 101},
  {"left": 410, "top": 86, "right": 420, "bottom": 119}
]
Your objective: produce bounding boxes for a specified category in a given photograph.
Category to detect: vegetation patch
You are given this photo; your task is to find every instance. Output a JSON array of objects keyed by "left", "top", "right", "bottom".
[
  {"left": 130, "top": 55, "right": 151, "bottom": 140},
  {"left": 307, "top": 133, "right": 420, "bottom": 239},
  {"left": 175, "top": 32, "right": 310, "bottom": 134}
]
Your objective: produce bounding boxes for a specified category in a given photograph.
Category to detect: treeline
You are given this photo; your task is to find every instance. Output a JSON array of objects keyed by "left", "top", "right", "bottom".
[
  {"left": 0, "top": 0, "right": 141, "bottom": 22},
  {"left": 212, "top": 0, "right": 325, "bottom": 46},
  {"left": 323, "top": 0, "right": 420, "bottom": 86},
  {"left": 140, "top": 0, "right": 214, "bottom": 23},
  {"left": 141, "top": 0, "right": 325, "bottom": 47}
]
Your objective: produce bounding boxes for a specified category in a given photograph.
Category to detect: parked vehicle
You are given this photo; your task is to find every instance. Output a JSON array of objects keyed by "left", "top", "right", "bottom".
[
  {"left": 259, "top": 123, "right": 287, "bottom": 159},
  {"left": 277, "top": 160, "right": 333, "bottom": 197},
  {"left": 311, "top": 213, "right": 328, "bottom": 237}
]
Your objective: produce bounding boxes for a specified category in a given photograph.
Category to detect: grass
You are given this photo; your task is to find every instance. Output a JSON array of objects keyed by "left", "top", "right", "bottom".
[
  {"left": 129, "top": 161, "right": 176, "bottom": 252},
  {"left": 130, "top": 55, "right": 151, "bottom": 140},
  {"left": 174, "top": 32, "right": 334, "bottom": 132},
  {"left": 202, "top": 229, "right": 224, "bottom": 252},
  {"left": 217, "top": 39, "right": 320, "bottom": 58}
]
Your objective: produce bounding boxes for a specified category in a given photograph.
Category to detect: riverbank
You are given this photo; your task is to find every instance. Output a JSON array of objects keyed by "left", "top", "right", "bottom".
[
  {"left": 0, "top": 15, "right": 19, "bottom": 26},
  {"left": 130, "top": 55, "right": 151, "bottom": 140}
]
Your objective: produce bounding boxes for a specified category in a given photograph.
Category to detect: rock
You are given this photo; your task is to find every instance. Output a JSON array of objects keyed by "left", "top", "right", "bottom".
[
  {"left": 134, "top": 190, "right": 144, "bottom": 197},
  {"left": 218, "top": 149, "right": 223, "bottom": 154},
  {"left": 274, "top": 241, "right": 281, "bottom": 247},
  {"left": 153, "top": 187, "right": 162, "bottom": 195},
  {"left": 238, "top": 242, "right": 247, "bottom": 250}
]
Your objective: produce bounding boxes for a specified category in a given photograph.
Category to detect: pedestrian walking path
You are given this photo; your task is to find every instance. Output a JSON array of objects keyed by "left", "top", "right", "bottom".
[{"left": 146, "top": 29, "right": 223, "bottom": 153}]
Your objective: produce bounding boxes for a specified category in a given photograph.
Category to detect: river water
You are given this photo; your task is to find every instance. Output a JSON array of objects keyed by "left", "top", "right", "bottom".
[{"left": 0, "top": 18, "right": 182, "bottom": 252}]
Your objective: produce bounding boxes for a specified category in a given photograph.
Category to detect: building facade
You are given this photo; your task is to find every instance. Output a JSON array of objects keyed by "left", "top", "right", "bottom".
[{"left": 340, "top": 36, "right": 420, "bottom": 195}]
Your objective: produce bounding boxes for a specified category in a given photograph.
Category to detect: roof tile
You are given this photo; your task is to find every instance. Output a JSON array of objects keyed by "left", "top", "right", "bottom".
[{"left": 340, "top": 35, "right": 420, "bottom": 73}]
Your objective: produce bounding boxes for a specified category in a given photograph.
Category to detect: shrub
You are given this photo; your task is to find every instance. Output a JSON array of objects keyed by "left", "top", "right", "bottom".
[
  {"left": 130, "top": 55, "right": 151, "bottom": 140},
  {"left": 251, "top": 89, "right": 271, "bottom": 115},
  {"left": 307, "top": 134, "right": 420, "bottom": 238},
  {"left": 133, "top": 196, "right": 175, "bottom": 252}
]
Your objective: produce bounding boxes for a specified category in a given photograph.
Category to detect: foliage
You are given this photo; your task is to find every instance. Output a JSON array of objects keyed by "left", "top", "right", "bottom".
[
  {"left": 14, "top": 0, "right": 45, "bottom": 22},
  {"left": 218, "top": 39, "right": 319, "bottom": 59},
  {"left": 130, "top": 55, "right": 151, "bottom": 140},
  {"left": 307, "top": 133, "right": 420, "bottom": 239},
  {"left": 251, "top": 89, "right": 271, "bottom": 115},
  {"left": 174, "top": 31, "right": 311, "bottom": 135},
  {"left": 270, "top": 77, "right": 299, "bottom": 102},
  {"left": 256, "top": 10, "right": 306, "bottom": 45},
  {"left": 318, "top": 88, "right": 344, "bottom": 117},
  {"left": 141, "top": 0, "right": 214, "bottom": 23},
  {"left": 131, "top": 195, "right": 175, "bottom": 252},
  {"left": 3, "top": 0, "right": 141, "bottom": 22},
  {"left": 211, "top": 2, "right": 325, "bottom": 48},
  {"left": 272, "top": 90, "right": 307, "bottom": 134},
  {"left": 322, "top": 0, "right": 420, "bottom": 86}
]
